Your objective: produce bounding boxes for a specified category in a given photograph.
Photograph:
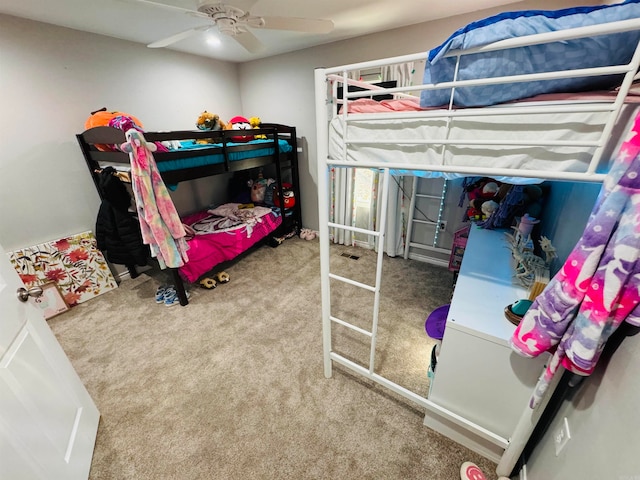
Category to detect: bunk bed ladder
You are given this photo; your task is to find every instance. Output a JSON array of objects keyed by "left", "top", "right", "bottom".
[
  {"left": 328, "top": 168, "right": 391, "bottom": 381},
  {"left": 403, "top": 177, "right": 450, "bottom": 265}
]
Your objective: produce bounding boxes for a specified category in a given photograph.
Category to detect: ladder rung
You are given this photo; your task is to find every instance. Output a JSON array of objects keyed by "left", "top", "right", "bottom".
[
  {"left": 330, "top": 316, "right": 373, "bottom": 337},
  {"left": 328, "top": 222, "right": 381, "bottom": 237},
  {"left": 408, "top": 242, "right": 450, "bottom": 254},
  {"left": 410, "top": 219, "right": 437, "bottom": 225},
  {"left": 329, "top": 273, "right": 376, "bottom": 292}
]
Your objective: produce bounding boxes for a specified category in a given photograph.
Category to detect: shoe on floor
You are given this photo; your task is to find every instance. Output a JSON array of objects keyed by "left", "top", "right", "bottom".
[
  {"left": 163, "top": 287, "right": 190, "bottom": 307},
  {"left": 155, "top": 285, "right": 168, "bottom": 304},
  {"left": 460, "top": 462, "right": 486, "bottom": 480},
  {"left": 215, "top": 271, "right": 230, "bottom": 284},
  {"left": 199, "top": 277, "right": 217, "bottom": 289}
]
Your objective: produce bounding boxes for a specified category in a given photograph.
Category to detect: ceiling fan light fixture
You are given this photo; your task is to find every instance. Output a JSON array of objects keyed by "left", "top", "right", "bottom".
[
  {"left": 216, "top": 17, "right": 248, "bottom": 36},
  {"left": 206, "top": 35, "right": 222, "bottom": 47}
]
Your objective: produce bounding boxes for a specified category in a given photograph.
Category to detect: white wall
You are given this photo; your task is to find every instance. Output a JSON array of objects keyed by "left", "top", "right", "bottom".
[
  {"left": 0, "top": 14, "right": 242, "bottom": 252},
  {"left": 524, "top": 330, "right": 640, "bottom": 479},
  {"left": 0, "top": 0, "right": 596, "bottom": 249}
]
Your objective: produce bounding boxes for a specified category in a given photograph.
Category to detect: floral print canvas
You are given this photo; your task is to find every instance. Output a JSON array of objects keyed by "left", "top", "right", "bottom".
[{"left": 8, "top": 231, "right": 117, "bottom": 306}]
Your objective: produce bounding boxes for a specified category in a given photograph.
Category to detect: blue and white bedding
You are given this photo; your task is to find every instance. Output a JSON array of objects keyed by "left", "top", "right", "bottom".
[
  {"left": 420, "top": 0, "right": 640, "bottom": 108},
  {"left": 155, "top": 138, "right": 292, "bottom": 173}
]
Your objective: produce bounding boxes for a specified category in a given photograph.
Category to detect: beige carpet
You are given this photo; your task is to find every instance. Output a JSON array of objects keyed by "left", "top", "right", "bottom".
[{"left": 49, "top": 237, "right": 499, "bottom": 479}]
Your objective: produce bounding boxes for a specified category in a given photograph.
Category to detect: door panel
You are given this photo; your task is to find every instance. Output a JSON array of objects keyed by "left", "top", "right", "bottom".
[{"left": 0, "top": 241, "right": 99, "bottom": 479}]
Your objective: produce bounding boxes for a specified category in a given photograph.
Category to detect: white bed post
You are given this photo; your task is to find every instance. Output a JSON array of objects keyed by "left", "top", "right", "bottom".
[
  {"left": 369, "top": 168, "right": 391, "bottom": 372},
  {"left": 403, "top": 176, "right": 419, "bottom": 260},
  {"left": 315, "top": 67, "right": 333, "bottom": 379},
  {"left": 588, "top": 35, "right": 640, "bottom": 175}
]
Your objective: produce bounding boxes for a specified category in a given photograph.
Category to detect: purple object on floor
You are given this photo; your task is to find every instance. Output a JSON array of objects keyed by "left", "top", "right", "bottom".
[{"left": 425, "top": 304, "right": 450, "bottom": 340}]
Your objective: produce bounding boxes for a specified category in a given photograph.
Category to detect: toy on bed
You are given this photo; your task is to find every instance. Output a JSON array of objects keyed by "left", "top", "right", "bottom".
[
  {"left": 225, "top": 115, "right": 256, "bottom": 142},
  {"left": 245, "top": 170, "right": 296, "bottom": 209},
  {"left": 85, "top": 107, "right": 143, "bottom": 131},
  {"left": 250, "top": 117, "right": 267, "bottom": 139},
  {"left": 195, "top": 110, "right": 226, "bottom": 144},
  {"left": 464, "top": 178, "right": 503, "bottom": 221},
  {"left": 248, "top": 171, "right": 274, "bottom": 203},
  {"left": 85, "top": 107, "right": 168, "bottom": 152},
  {"left": 479, "top": 184, "right": 546, "bottom": 232}
]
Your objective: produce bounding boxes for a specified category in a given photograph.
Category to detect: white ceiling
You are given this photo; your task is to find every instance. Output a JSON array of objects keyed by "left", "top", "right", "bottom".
[{"left": 0, "top": 0, "right": 525, "bottom": 63}]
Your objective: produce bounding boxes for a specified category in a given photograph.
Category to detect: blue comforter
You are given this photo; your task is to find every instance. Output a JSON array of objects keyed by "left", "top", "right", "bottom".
[{"left": 420, "top": 0, "right": 640, "bottom": 108}]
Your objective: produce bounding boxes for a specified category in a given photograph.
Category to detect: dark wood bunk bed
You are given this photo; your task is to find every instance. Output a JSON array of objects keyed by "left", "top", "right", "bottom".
[{"left": 76, "top": 123, "right": 302, "bottom": 306}]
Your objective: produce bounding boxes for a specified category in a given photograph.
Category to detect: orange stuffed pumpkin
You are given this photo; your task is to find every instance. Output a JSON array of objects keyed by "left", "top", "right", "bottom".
[
  {"left": 84, "top": 108, "right": 143, "bottom": 130},
  {"left": 85, "top": 108, "right": 144, "bottom": 151}
]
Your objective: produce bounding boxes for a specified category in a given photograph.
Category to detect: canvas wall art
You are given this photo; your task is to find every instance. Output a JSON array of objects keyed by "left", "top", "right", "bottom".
[{"left": 8, "top": 231, "right": 118, "bottom": 306}]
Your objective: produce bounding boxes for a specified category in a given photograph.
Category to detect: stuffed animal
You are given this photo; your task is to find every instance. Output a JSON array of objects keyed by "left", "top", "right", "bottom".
[
  {"left": 196, "top": 111, "right": 225, "bottom": 131},
  {"left": 85, "top": 107, "right": 143, "bottom": 130},
  {"left": 195, "top": 111, "right": 226, "bottom": 144},
  {"left": 466, "top": 179, "right": 502, "bottom": 220},
  {"left": 225, "top": 115, "right": 254, "bottom": 142},
  {"left": 247, "top": 171, "right": 275, "bottom": 203},
  {"left": 273, "top": 183, "right": 296, "bottom": 209},
  {"left": 249, "top": 116, "right": 267, "bottom": 139},
  {"left": 85, "top": 108, "right": 145, "bottom": 151},
  {"left": 120, "top": 129, "right": 157, "bottom": 154}
]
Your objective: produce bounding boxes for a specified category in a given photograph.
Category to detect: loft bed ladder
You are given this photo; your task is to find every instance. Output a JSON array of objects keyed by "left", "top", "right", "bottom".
[
  {"left": 316, "top": 161, "right": 509, "bottom": 452},
  {"left": 403, "top": 177, "right": 450, "bottom": 265}
]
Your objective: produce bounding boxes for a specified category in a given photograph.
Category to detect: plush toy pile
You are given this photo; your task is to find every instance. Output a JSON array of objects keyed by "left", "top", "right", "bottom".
[{"left": 84, "top": 107, "right": 168, "bottom": 152}]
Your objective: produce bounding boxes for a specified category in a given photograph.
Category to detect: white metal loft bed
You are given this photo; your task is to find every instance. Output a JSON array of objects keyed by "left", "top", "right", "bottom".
[{"left": 314, "top": 16, "right": 640, "bottom": 477}]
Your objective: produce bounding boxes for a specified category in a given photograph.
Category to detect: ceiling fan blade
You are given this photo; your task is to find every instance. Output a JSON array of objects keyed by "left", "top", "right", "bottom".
[
  {"left": 147, "top": 25, "right": 210, "bottom": 48},
  {"left": 117, "top": 0, "right": 209, "bottom": 19},
  {"left": 259, "top": 16, "right": 334, "bottom": 34},
  {"left": 231, "top": 30, "right": 265, "bottom": 53},
  {"left": 225, "top": 0, "right": 259, "bottom": 12}
]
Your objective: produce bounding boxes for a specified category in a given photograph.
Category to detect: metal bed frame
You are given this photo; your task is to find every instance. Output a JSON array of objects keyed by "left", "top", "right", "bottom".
[{"left": 314, "top": 18, "right": 640, "bottom": 477}]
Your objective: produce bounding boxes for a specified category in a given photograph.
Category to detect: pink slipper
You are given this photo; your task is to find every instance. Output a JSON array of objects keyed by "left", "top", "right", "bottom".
[{"left": 460, "top": 462, "right": 486, "bottom": 480}]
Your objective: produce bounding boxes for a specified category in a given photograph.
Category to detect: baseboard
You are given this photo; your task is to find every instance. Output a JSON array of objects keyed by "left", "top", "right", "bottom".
[
  {"left": 118, "top": 270, "right": 131, "bottom": 282},
  {"left": 423, "top": 410, "right": 503, "bottom": 463},
  {"left": 408, "top": 252, "right": 450, "bottom": 268},
  {"left": 117, "top": 265, "right": 153, "bottom": 282}
]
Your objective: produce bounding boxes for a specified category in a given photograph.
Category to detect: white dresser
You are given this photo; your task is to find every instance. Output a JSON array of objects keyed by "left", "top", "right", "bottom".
[{"left": 424, "top": 226, "right": 549, "bottom": 462}]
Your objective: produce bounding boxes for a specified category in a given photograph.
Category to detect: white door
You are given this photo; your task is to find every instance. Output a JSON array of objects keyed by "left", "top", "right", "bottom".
[{"left": 0, "top": 241, "right": 99, "bottom": 479}]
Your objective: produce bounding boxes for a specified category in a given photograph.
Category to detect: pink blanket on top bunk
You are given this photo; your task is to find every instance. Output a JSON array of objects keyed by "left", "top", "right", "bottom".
[
  {"left": 344, "top": 90, "right": 640, "bottom": 114},
  {"left": 178, "top": 203, "right": 281, "bottom": 283}
]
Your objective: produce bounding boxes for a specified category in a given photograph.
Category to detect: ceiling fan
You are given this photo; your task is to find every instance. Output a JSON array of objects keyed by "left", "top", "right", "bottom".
[{"left": 126, "top": 0, "right": 334, "bottom": 53}]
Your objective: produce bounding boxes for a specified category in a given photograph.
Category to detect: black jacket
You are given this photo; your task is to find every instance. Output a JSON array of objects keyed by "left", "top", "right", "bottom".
[{"left": 95, "top": 168, "right": 148, "bottom": 266}]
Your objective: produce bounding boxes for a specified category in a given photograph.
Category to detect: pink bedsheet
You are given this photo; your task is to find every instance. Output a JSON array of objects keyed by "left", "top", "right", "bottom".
[
  {"left": 178, "top": 208, "right": 281, "bottom": 283},
  {"left": 344, "top": 90, "right": 640, "bottom": 113}
]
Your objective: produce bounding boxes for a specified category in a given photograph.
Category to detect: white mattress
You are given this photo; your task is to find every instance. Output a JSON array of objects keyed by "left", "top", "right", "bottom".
[{"left": 328, "top": 102, "right": 639, "bottom": 182}]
